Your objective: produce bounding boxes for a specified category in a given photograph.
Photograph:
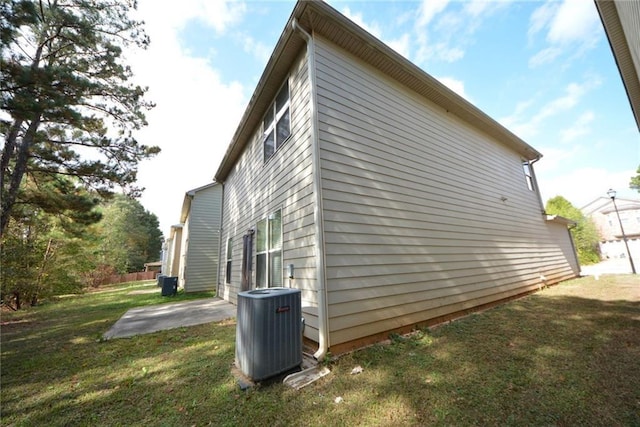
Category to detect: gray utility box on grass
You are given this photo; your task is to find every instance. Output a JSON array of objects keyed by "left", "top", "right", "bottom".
[
  {"left": 161, "top": 276, "right": 178, "bottom": 296},
  {"left": 236, "top": 287, "right": 302, "bottom": 381}
]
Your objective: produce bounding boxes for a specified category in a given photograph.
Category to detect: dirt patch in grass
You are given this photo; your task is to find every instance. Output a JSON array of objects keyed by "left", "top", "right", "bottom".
[{"left": 2, "top": 275, "right": 638, "bottom": 426}]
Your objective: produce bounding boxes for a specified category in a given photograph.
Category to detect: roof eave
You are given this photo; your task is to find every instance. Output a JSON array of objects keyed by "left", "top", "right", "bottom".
[
  {"left": 214, "top": 1, "right": 543, "bottom": 182},
  {"left": 214, "top": 3, "right": 308, "bottom": 182},
  {"left": 546, "top": 215, "right": 577, "bottom": 227},
  {"left": 595, "top": 0, "right": 640, "bottom": 132}
]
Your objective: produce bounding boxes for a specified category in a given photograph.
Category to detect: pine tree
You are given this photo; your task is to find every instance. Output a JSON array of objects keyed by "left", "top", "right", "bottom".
[{"left": 0, "top": 0, "right": 159, "bottom": 235}]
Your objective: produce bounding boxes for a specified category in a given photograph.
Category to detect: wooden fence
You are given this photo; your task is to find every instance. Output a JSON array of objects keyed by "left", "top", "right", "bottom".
[{"left": 103, "top": 271, "right": 157, "bottom": 286}]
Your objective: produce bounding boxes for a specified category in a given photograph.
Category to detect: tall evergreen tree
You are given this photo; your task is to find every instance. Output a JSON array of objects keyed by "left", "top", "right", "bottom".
[
  {"left": 0, "top": 0, "right": 159, "bottom": 235},
  {"left": 0, "top": 174, "right": 99, "bottom": 308},
  {"left": 96, "top": 195, "right": 163, "bottom": 273}
]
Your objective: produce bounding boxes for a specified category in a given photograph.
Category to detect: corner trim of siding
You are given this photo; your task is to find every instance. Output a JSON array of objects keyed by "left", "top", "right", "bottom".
[{"left": 292, "top": 18, "right": 330, "bottom": 361}]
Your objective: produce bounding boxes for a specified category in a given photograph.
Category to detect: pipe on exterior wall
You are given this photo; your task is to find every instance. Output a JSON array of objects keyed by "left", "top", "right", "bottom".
[
  {"left": 216, "top": 180, "right": 225, "bottom": 299},
  {"left": 292, "top": 18, "right": 329, "bottom": 361}
]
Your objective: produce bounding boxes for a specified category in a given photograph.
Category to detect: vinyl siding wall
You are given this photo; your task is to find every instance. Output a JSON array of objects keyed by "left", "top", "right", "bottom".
[
  {"left": 219, "top": 49, "right": 320, "bottom": 341},
  {"left": 314, "top": 36, "right": 577, "bottom": 346},
  {"left": 546, "top": 220, "right": 580, "bottom": 276},
  {"left": 182, "top": 184, "right": 222, "bottom": 292},
  {"left": 168, "top": 228, "right": 182, "bottom": 278}
]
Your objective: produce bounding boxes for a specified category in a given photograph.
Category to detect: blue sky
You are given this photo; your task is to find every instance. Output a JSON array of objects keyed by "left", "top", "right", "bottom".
[{"left": 127, "top": 0, "right": 640, "bottom": 234}]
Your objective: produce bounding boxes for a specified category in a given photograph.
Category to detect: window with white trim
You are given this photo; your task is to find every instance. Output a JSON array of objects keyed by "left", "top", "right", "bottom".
[
  {"left": 263, "top": 81, "right": 290, "bottom": 162},
  {"left": 256, "top": 209, "right": 283, "bottom": 287},
  {"left": 225, "top": 238, "right": 232, "bottom": 284},
  {"left": 522, "top": 161, "right": 534, "bottom": 191}
]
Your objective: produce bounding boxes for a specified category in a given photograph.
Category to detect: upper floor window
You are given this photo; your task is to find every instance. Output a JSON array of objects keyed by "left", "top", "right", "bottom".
[
  {"left": 522, "top": 161, "right": 534, "bottom": 191},
  {"left": 263, "top": 81, "right": 291, "bottom": 162}
]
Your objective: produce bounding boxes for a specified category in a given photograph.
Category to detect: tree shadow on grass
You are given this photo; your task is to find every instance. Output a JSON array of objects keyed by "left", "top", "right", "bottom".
[
  {"left": 1, "top": 319, "right": 241, "bottom": 426},
  {"left": 292, "top": 293, "right": 640, "bottom": 426},
  {"left": 2, "top": 279, "right": 639, "bottom": 426},
  {"left": 1, "top": 287, "right": 235, "bottom": 426}
]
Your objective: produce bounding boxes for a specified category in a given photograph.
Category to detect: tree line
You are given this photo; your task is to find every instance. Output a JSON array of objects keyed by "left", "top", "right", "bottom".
[
  {"left": 1, "top": 0, "right": 161, "bottom": 309},
  {"left": 2, "top": 194, "right": 163, "bottom": 309}
]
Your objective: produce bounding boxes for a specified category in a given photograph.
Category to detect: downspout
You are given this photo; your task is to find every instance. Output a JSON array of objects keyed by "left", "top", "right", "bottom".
[
  {"left": 292, "top": 18, "right": 329, "bottom": 361},
  {"left": 216, "top": 181, "right": 225, "bottom": 299}
]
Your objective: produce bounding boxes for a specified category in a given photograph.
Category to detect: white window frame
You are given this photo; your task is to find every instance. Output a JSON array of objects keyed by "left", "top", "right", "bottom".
[
  {"left": 225, "top": 237, "right": 232, "bottom": 284},
  {"left": 522, "top": 161, "right": 534, "bottom": 191},
  {"left": 263, "top": 80, "right": 291, "bottom": 162},
  {"left": 255, "top": 209, "right": 283, "bottom": 288}
]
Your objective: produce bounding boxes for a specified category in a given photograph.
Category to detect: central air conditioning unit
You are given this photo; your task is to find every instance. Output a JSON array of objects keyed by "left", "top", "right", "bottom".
[{"left": 235, "top": 287, "right": 302, "bottom": 381}]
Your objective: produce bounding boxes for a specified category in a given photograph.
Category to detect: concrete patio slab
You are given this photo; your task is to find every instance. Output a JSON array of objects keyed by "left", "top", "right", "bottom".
[{"left": 103, "top": 298, "right": 236, "bottom": 339}]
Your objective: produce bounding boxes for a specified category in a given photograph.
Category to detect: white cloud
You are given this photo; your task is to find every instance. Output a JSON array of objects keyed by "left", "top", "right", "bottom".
[
  {"left": 240, "top": 33, "right": 272, "bottom": 65},
  {"left": 463, "top": 0, "right": 490, "bottom": 18},
  {"left": 134, "top": 0, "right": 246, "bottom": 34},
  {"left": 341, "top": 6, "right": 382, "bottom": 38},
  {"left": 534, "top": 82, "right": 588, "bottom": 122},
  {"left": 387, "top": 33, "right": 411, "bottom": 58},
  {"left": 435, "top": 76, "right": 471, "bottom": 101},
  {"left": 546, "top": 0, "right": 600, "bottom": 45},
  {"left": 560, "top": 111, "right": 595, "bottom": 143},
  {"left": 463, "top": 0, "right": 508, "bottom": 18},
  {"left": 130, "top": 0, "right": 248, "bottom": 234},
  {"left": 417, "top": 0, "right": 450, "bottom": 27},
  {"left": 528, "top": 46, "right": 562, "bottom": 67},
  {"left": 528, "top": 1, "right": 557, "bottom": 41},
  {"left": 413, "top": 0, "right": 506, "bottom": 66},
  {"left": 341, "top": 6, "right": 412, "bottom": 60},
  {"left": 528, "top": 0, "right": 601, "bottom": 68},
  {"left": 415, "top": 34, "right": 464, "bottom": 64},
  {"left": 500, "top": 79, "right": 600, "bottom": 140}
]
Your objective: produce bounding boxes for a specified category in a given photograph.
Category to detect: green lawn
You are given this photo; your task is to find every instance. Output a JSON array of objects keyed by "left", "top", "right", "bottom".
[{"left": 1, "top": 276, "right": 639, "bottom": 426}]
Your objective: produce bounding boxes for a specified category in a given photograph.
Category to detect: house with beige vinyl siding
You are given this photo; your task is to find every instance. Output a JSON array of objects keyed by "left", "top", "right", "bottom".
[
  {"left": 162, "top": 224, "right": 182, "bottom": 279},
  {"left": 215, "top": 1, "right": 579, "bottom": 356},
  {"left": 177, "top": 182, "right": 222, "bottom": 293}
]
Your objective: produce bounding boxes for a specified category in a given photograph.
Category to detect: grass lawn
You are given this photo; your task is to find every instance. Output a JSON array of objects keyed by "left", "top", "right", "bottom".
[{"left": 1, "top": 276, "right": 639, "bottom": 426}]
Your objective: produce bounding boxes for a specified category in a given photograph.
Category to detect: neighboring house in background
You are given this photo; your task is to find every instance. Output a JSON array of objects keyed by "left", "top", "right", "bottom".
[
  {"left": 582, "top": 196, "right": 640, "bottom": 259},
  {"left": 215, "top": 1, "right": 579, "bottom": 356},
  {"left": 161, "top": 224, "right": 183, "bottom": 279},
  {"left": 595, "top": 0, "right": 640, "bottom": 132},
  {"left": 177, "top": 182, "right": 223, "bottom": 293}
]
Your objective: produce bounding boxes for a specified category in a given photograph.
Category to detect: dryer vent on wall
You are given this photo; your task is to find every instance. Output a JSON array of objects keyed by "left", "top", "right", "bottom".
[{"left": 235, "top": 287, "right": 302, "bottom": 381}]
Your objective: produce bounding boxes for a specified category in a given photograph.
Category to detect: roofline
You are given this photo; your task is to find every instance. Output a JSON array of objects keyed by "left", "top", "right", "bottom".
[
  {"left": 545, "top": 215, "right": 576, "bottom": 227},
  {"left": 180, "top": 181, "right": 220, "bottom": 223},
  {"left": 214, "top": 0, "right": 543, "bottom": 181},
  {"left": 595, "top": 0, "right": 640, "bottom": 132},
  {"left": 186, "top": 181, "right": 218, "bottom": 196},
  {"left": 581, "top": 196, "right": 640, "bottom": 216}
]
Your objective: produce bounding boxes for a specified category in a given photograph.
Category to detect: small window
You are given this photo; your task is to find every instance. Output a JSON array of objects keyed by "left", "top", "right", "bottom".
[
  {"left": 522, "top": 161, "right": 534, "bottom": 191},
  {"left": 263, "top": 81, "right": 291, "bottom": 162},
  {"left": 256, "top": 210, "right": 283, "bottom": 287},
  {"left": 226, "top": 238, "right": 233, "bottom": 284}
]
